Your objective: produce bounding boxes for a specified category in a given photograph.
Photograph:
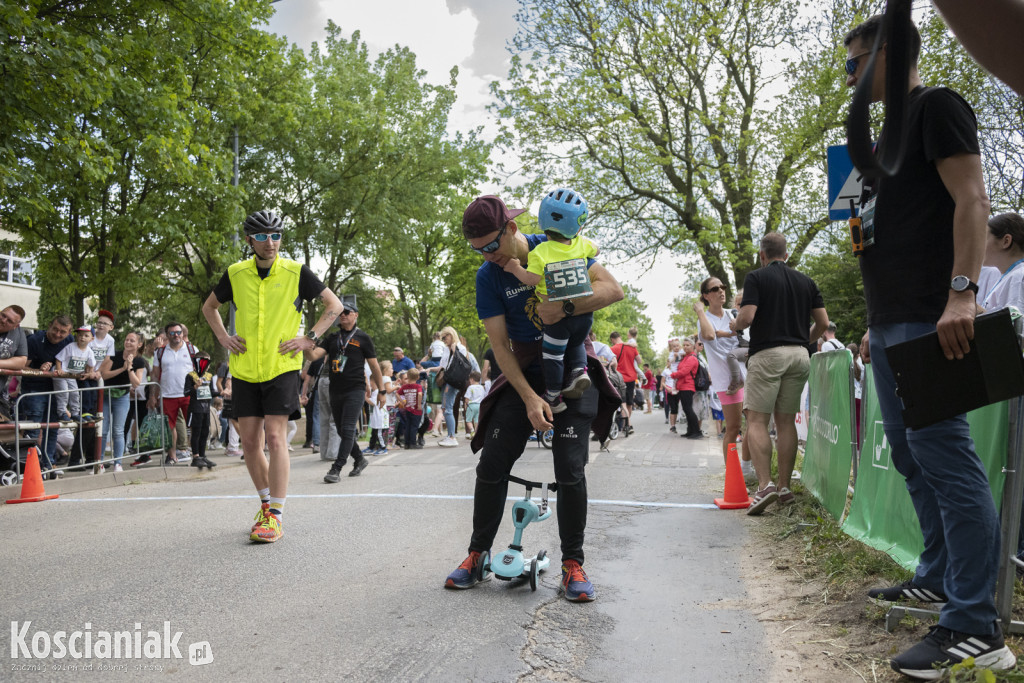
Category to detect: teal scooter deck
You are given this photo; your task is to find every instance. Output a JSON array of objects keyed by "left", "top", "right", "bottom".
[{"left": 476, "top": 476, "right": 557, "bottom": 591}]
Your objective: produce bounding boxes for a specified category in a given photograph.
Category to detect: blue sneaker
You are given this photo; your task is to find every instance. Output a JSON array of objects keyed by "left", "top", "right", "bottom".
[
  {"left": 361, "top": 446, "right": 375, "bottom": 454},
  {"left": 444, "top": 550, "right": 490, "bottom": 589},
  {"left": 560, "top": 560, "right": 595, "bottom": 602},
  {"left": 374, "top": 448, "right": 388, "bottom": 455}
]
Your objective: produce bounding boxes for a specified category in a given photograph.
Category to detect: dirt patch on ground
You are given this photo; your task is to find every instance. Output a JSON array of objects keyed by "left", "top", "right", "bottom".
[{"left": 739, "top": 509, "right": 938, "bottom": 683}]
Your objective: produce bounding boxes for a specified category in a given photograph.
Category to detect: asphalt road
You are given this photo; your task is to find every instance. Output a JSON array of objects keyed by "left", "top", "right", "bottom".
[{"left": 3, "top": 408, "right": 770, "bottom": 681}]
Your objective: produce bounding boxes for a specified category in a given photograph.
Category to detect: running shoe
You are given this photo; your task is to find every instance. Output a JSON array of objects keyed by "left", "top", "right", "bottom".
[
  {"left": 444, "top": 550, "right": 490, "bottom": 589},
  {"left": 891, "top": 624, "right": 1016, "bottom": 680},
  {"left": 747, "top": 484, "right": 778, "bottom": 516},
  {"left": 562, "top": 369, "right": 591, "bottom": 399},
  {"left": 349, "top": 458, "right": 369, "bottom": 476},
  {"left": 560, "top": 559, "right": 595, "bottom": 602},
  {"left": 131, "top": 455, "right": 151, "bottom": 467},
  {"left": 547, "top": 397, "right": 568, "bottom": 414},
  {"left": 250, "top": 509, "right": 282, "bottom": 543},
  {"left": 252, "top": 503, "right": 269, "bottom": 532},
  {"left": 868, "top": 579, "right": 947, "bottom": 604},
  {"left": 438, "top": 437, "right": 458, "bottom": 448}
]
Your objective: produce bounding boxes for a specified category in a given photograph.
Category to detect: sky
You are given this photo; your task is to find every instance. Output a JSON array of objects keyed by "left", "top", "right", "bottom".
[{"left": 265, "top": 0, "right": 696, "bottom": 348}]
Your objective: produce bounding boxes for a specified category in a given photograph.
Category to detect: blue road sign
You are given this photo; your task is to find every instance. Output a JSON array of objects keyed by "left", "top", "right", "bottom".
[{"left": 827, "top": 145, "right": 863, "bottom": 221}]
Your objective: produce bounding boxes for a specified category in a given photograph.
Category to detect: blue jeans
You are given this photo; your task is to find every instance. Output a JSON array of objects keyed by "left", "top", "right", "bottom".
[
  {"left": 102, "top": 392, "right": 130, "bottom": 465},
  {"left": 870, "top": 322, "right": 1000, "bottom": 635},
  {"left": 17, "top": 392, "right": 59, "bottom": 470},
  {"left": 442, "top": 383, "right": 459, "bottom": 437}
]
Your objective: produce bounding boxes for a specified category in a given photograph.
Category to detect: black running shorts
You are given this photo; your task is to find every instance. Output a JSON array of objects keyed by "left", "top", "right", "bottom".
[{"left": 232, "top": 371, "right": 300, "bottom": 418}]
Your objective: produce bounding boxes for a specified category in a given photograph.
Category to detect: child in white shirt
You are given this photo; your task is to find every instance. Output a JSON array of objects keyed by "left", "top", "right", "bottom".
[
  {"left": 54, "top": 326, "right": 99, "bottom": 420},
  {"left": 462, "top": 372, "right": 486, "bottom": 437}
]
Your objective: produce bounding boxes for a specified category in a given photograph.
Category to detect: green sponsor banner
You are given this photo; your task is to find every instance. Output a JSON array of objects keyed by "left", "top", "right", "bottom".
[
  {"left": 803, "top": 350, "right": 856, "bottom": 521},
  {"left": 841, "top": 370, "right": 1008, "bottom": 571}
]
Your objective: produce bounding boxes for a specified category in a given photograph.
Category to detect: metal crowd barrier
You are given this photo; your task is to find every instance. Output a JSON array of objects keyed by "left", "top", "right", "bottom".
[{"left": 0, "top": 369, "right": 166, "bottom": 483}]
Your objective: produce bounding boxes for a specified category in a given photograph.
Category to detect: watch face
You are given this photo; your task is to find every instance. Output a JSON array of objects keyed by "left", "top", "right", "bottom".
[{"left": 951, "top": 276, "right": 969, "bottom": 291}]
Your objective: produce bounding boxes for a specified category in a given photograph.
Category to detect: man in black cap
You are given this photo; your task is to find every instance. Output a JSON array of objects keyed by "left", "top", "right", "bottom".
[
  {"left": 307, "top": 299, "right": 386, "bottom": 483},
  {"left": 443, "top": 195, "right": 623, "bottom": 602}
]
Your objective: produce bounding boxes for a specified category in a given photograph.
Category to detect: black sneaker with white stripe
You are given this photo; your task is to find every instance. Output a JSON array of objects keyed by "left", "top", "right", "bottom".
[
  {"left": 867, "top": 579, "right": 947, "bottom": 605},
  {"left": 891, "top": 624, "right": 1016, "bottom": 680}
]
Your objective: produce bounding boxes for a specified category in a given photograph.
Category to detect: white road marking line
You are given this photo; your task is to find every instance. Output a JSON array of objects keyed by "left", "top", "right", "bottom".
[{"left": 52, "top": 494, "right": 718, "bottom": 509}]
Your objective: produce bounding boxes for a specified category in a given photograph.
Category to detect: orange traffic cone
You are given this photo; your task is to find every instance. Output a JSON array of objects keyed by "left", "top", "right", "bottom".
[
  {"left": 715, "top": 442, "right": 751, "bottom": 510},
  {"left": 6, "top": 446, "right": 59, "bottom": 504}
]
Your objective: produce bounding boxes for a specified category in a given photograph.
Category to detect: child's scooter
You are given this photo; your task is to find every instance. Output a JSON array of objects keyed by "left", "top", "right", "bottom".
[{"left": 475, "top": 475, "right": 557, "bottom": 591}]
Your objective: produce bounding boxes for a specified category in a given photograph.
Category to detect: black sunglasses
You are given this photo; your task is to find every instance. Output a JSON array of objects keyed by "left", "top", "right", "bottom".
[
  {"left": 339, "top": 310, "right": 355, "bottom": 316},
  {"left": 845, "top": 51, "right": 872, "bottom": 76},
  {"left": 705, "top": 285, "right": 725, "bottom": 294},
  {"left": 470, "top": 223, "right": 507, "bottom": 255}
]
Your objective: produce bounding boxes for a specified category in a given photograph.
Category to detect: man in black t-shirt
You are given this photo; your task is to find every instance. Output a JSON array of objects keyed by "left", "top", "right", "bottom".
[
  {"left": 481, "top": 347, "right": 500, "bottom": 383},
  {"left": 307, "top": 301, "right": 385, "bottom": 482},
  {"left": 842, "top": 17, "right": 1015, "bottom": 677},
  {"left": 731, "top": 232, "right": 828, "bottom": 515}
]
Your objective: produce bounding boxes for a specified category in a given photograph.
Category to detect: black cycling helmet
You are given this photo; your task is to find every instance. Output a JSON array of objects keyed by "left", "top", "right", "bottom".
[{"left": 243, "top": 209, "right": 283, "bottom": 235}]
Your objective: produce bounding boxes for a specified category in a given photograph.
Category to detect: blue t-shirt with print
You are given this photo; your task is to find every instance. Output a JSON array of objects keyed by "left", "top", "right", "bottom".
[
  {"left": 476, "top": 234, "right": 549, "bottom": 343},
  {"left": 475, "top": 234, "right": 597, "bottom": 344}
]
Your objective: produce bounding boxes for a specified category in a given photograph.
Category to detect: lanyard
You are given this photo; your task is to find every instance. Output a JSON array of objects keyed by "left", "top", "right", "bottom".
[
  {"left": 336, "top": 327, "right": 358, "bottom": 358},
  {"left": 983, "top": 259, "right": 1024, "bottom": 308}
]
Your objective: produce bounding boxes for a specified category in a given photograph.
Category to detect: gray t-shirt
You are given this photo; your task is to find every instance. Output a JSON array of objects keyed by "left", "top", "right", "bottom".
[{"left": 0, "top": 327, "right": 28, "bottom": 362}]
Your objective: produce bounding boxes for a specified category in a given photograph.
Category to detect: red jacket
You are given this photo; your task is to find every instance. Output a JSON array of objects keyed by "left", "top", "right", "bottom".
[{"left": 671, "top": 353, "right": 698, "bottom": 392}]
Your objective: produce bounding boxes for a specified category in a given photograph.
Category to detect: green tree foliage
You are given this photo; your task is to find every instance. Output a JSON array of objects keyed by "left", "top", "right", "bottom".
[
  {"left": 245, "top": 24, "right": 491, "bottom": 355},
  {"left": 800, "top": 233, "right": 866, "bottom": 347},
  {"left": 3, "top": 5, "right": 491, "bottom": 353},
  {"left": 918, "top": 12, "right": 1024, "bottom": 213},
  {"left": 495, "top": 0, "right": 872, "bottom": 291},
  {"left": 591, "top": 283, "right": 655, "bottom": 363},
  {"left": 0, "top": 0, "right": 278, "bottom": 332}
]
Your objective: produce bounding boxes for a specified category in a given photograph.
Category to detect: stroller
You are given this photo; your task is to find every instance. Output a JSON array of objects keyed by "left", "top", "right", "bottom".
[{"left": 0, "top": 435, "right": 48, "bottom": 486}]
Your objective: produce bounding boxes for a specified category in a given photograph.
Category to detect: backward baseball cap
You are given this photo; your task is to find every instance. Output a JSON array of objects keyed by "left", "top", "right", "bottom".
[{"left": 462, "top": 196, "right": 527, "bottom": 239}]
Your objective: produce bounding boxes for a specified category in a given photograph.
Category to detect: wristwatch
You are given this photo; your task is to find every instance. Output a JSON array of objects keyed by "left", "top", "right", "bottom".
[
  {"left": 305, "top": 329, "right": 319, "bottom": 342},
  {"left": 950, "top": 275, "right": 979, "bottom": 295},
  {"left": 562, "top": 299, "right": 576, "bottom": 317}
]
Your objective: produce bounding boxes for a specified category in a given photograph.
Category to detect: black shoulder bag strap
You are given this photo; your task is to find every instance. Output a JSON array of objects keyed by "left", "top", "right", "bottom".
[{"left": 846, "top": 0, "right": 914, "bottom": 180}]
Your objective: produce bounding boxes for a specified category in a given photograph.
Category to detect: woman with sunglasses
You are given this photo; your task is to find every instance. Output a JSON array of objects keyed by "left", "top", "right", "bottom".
[
  {"left": 428, "top": 326, "right": 467, "bottom": 447},
  {"left": 694, "top": 277, "right": 751, "bottom": 476}
]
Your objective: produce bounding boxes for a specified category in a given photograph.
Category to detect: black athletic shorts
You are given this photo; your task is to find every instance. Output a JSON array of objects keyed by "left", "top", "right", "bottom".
[{"left": 232, "top": 371, "right": 300, "bottom": 418}]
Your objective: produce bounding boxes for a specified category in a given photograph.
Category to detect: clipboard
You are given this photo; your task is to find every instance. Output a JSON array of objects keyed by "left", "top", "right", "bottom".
[{"left": 885, "top": 307, "right": 1024, "bottom": 430}]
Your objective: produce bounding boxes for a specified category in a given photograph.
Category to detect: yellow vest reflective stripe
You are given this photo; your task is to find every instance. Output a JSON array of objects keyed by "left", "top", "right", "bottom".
[{"left": 227, "top": 256, "right": 304, "bottom": 383}]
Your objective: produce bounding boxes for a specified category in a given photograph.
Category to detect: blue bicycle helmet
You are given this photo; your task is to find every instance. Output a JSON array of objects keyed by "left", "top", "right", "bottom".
[{"left": 538, "top": 188, "right": 588, "bottom": 239}]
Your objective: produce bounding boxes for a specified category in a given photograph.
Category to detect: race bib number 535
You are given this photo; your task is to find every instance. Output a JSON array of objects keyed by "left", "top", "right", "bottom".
[{"left": 544, "top": 259, "right": 594, "bottom": 302}]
